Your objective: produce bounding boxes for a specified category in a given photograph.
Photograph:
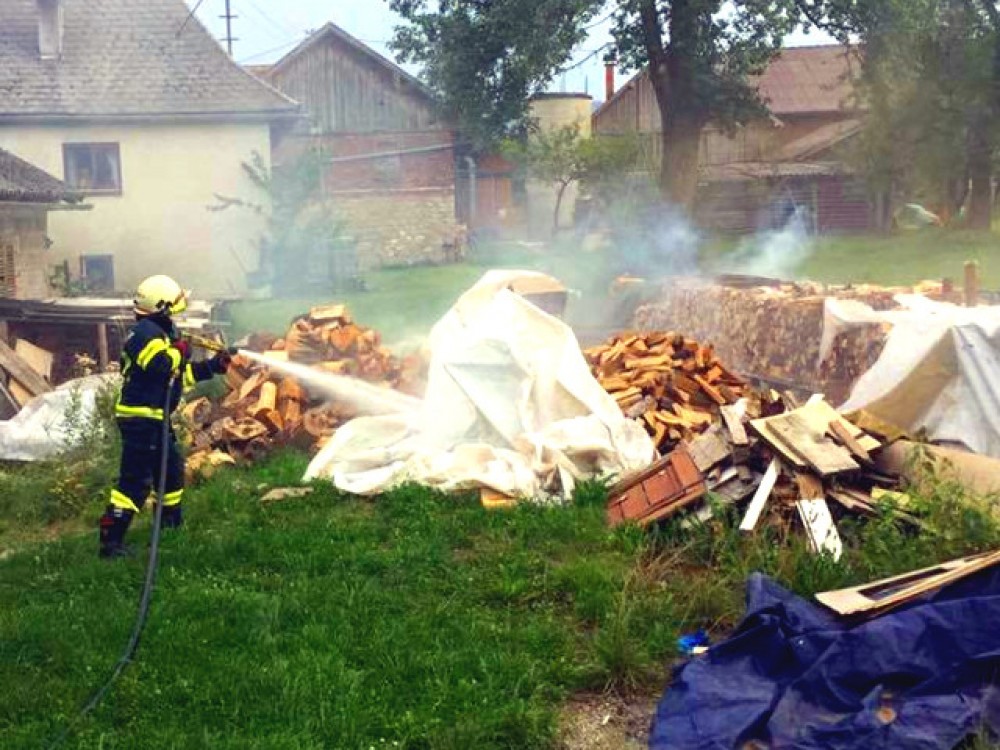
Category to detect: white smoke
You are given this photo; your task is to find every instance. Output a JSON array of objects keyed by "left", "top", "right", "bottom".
[{"left": 725, "top": 205, "right": 815, "bottom": 279}]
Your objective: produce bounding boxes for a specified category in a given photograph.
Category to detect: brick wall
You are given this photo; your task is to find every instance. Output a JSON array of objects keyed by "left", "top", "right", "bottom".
[
  {"left": 276, "top": 131, "right": 456, "bottom": 192},
  {"left": 0, "top": 208, "right": 51, "bottom": 299},
  {"left": 332, "top": 188, "right": 460, "bottom": 269}
]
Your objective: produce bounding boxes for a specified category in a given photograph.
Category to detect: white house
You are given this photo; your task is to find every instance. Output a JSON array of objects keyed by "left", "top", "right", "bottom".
[{"left": 0, "top": 0, "right": 299, "bottom": 297}]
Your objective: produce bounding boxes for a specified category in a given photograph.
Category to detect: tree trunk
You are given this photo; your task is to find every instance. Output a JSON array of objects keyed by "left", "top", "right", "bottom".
[
  {"left": 967, "top": 117, "right": 993, "bottom": 229},
  {"left": 553, "top": 180, "right": 572, "bottom": 235},
  {"left": 660, "top": 110, "right": 703, "bottom": 210}
]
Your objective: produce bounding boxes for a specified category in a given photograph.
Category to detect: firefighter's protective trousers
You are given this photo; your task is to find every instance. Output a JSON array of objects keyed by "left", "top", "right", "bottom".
[{"left": 108, "top": 315, "right": 215, "bottom": 513}]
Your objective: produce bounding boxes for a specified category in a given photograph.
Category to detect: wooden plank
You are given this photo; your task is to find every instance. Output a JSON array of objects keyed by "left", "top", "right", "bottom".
[
  {"left": 0, "top": 338, "right": 51, "bottom": 396},
  {"left": 795, "top": 473, "right": 843, "bottom": 561},
  {"left": 97, "top": 323, "right": 110, "bottom": 371},
  {"left": 693, "top": 374, "right": 727, "bottom": 406},
  {"left": 768, "top": 413, "right": 858, "bottom": 476},
  {"left": 15, "top": 338, "right": 53, "bottom": 381},
  {"left": 827, "top": 419, "right": 872, "bottom": 464},
  {"left": 719, "top": 401, "right": 749, "bottom": 446},
  {"left": 739, "top": 458, "right": 781, "bottom": 532},
  {"left": 0, "top": 375, "right": 19, "bottom": 418},
  {"left": 685, "top": 425, "right": 731, "bottom": 473},
  {"left": 816, "top": 550, "right": 1000, "bottom": 617},
  {"left": 965, "top": 260, "right": 980, "bottom": 307}
]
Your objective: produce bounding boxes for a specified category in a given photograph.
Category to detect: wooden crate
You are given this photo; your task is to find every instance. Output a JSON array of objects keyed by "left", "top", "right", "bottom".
[{"left": 606, "top": 447, "right": 706, "bottom": 527}]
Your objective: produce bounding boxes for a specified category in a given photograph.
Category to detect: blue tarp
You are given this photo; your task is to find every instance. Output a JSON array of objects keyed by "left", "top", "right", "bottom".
[{"left": 650, "top": 569, "right": 1000, "bottom": 750}]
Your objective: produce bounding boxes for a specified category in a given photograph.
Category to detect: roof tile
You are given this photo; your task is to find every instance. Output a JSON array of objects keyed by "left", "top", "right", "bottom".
[{"left": 0, "top": 0, "right": 298, "bottom": 118}]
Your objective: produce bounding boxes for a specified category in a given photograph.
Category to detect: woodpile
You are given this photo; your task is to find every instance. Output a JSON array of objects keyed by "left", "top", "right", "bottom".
[
  {"left": 584, "top": 331, "right": 750, "bottom": 455},
  {"left": 182, "top": 305, "right": 424, "bottom": 479},
  {"left": 632, "top": 278, "right": 941, "bottom": 403},
  {"left": 597, "top": 330, "right": 912, "bottom": 561}
]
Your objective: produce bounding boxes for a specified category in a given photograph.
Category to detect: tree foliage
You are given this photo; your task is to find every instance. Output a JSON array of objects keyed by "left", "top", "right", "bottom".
[
  {"left": 503, "top": 125, "right": 641, "bottom": 231},
  {"left": 388, "top": 0, "right": 603, "bottom": 150},
  {"left": 389, "top": 1, "right": 808, "bottom": 211},
  {"left": 810, "top": 0, "right": 1000, "bottom": 227}
]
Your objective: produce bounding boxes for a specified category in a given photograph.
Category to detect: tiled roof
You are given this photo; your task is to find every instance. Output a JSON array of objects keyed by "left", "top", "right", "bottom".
[
  {"left": 0, "top": 0, "right": 298, "bottom": 119},
  {"left": 594, "top": 44, "right": 859, "bottom": 123},
  {"left": 0, "top": 147, "right": 77, "bottom": 202},
  {"left": 757, "top": 46, "right": 859, "bottom": 116}
]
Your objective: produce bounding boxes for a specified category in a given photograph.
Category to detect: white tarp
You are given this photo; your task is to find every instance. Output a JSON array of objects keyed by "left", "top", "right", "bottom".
[
  {"left": 0, "top": 375, "right": 115, "bottom": 461},
  {"left": 831, "top": 296, "right": 1000, "bottom": 458},
  {"left": 304, "top": 271, "right": 655, "bottom": 499}
]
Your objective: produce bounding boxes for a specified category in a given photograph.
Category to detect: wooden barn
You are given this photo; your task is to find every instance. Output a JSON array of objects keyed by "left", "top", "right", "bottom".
[
  {"left": 256, "top": 24, "right": 512, "bottom": 269},
  {"left": 593, "top": 45, "right": 873, "bottom": 233}
]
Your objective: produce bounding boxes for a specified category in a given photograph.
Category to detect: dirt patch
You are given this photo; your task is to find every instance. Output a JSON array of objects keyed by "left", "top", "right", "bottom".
[{"left": 557, "top": 692, "right": 658, "bottom": 750}]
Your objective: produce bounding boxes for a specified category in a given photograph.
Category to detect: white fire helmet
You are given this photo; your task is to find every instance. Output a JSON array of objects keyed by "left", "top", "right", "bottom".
[{"left": 133, "top": 275, "right": 189, "bottom": 316}]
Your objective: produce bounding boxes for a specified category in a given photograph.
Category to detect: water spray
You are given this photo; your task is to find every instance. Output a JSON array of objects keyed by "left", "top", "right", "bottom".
[{"left": 237, "top": 349, "right": 421, "bottom": 417}]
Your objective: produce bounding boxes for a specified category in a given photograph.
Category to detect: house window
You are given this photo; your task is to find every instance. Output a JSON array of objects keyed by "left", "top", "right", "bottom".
[
  {"left": 80, "top": 254, "right": 115, "bottom": 292},
  {"left": 0, "top": 237, "right": 16, "bottom": 297},
  {"left": 63, "top": 144, "right": 122, "bottom": 194}
]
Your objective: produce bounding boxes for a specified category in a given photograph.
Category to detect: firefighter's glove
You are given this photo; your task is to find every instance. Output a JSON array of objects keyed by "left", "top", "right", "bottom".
[
  {"left": 210, "top": 351, "right": 232, "bottom": 374},
  {"left": 173, "top": 339, "right": 191, "bottom": 361}
]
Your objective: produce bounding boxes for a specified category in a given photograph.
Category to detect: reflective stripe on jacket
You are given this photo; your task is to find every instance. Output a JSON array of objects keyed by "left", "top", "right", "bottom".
[{"left": 116, "top": 316, "right": 215, "bottom": 420}]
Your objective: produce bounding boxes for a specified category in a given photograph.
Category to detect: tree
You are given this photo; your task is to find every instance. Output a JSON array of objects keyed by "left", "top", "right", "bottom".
[
  {"left": 389, "top": 1, "right": 804, "bottom": 213},
  {"left": 610, "top": 1, "right": 801, "bottom": 208},
  {"left": 806, "top": 0, "right": 1000, "bottom": 229},
  {"left": 209, "top": 149, "right": 352, "bottom": 295},
  {"left": 388, "top": 0, "right": 602, "bottom": 150},
  {"left": 503, "top": 125, "right": 641, "bottom": 233}
]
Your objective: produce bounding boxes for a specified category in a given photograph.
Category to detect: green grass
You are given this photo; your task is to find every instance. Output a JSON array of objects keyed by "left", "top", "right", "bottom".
[
  {"left": 228, "top": 264, "right": 488, "bottom": 347},
  {"left": 0, "top": 456, "right": 676, "bottom": 749},
  {"left": 228, "top": 230, "right": 999, "bottom": 348},
  {"left": 705, "top": 229, "right": 1000, "bottom": 288},
  {"left": 2, "top": 449, "right": 999, "bottom": 749}
]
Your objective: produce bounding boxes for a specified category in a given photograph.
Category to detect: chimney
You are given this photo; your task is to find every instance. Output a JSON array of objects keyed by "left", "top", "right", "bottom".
[
  {"left": 37, "top": 0, "right": 64, "bottom": 60},
  {"left": 604, "top": 55, "right": 617, "bottom": 102}
]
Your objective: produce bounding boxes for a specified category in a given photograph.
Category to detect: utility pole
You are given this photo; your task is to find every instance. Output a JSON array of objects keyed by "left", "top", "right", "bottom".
[{"left": 220, "top": 0, "right": 237, "bottom": 56}]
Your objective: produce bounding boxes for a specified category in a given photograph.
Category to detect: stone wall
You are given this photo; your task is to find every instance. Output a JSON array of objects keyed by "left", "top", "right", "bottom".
[
  {"left": 332, "top": 188, "right": 462, "bottom": 269},
  {"left": 0, "top": 208, "right": 51, "bottom": 299}
]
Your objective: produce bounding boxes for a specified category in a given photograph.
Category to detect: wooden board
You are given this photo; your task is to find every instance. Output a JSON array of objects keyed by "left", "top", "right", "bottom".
[
  {"left": 751, "top": 398, "right": 880, "bottom": 469},
  {"left": 739, "top": 458, "right": 781, "bottom": 532},
  {"left": 9, "top": 379, "right": 32, "bottom": 407},
  {"left": 764, "top": 412, "right": 859, "bottom": 476},
  {"left": 816, "top": 550, "right": 1000, "bottom": 616},
  {"left": 15, "top": 338, "right": 53, "bottom": 381},
  {"left": 0, "top": 338, "right": 51, "bottom": 396},
  {"left": 684, "top": 425, "right": 731, "bottom": 473},
  {"left": 795, "top": 473, "right": 843, "bottom": 561},
  {"left": 719, "top": 402, "right": 749, "bottom": 446},
  {"left": 827, "top": 419, "right": 872, "bottom": 464}
]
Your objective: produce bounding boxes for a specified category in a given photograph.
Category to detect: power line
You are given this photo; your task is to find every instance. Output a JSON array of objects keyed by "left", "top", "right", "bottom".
[
  {"left": 237, "top": 37, "right": 301, "bottom": 64},
  {"left": 244, "top": 0, "right": 296, "bottom": 39},
  {"left": 177, "top": 0, "right": 208, "bottom": 38}
]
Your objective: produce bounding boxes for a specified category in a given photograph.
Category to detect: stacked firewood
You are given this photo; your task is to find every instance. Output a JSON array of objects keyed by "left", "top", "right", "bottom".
[
  {"left": 584, "top": 331, "right": 750, "bottom": 454},
  {"left": 181, "top": 305, "right": 424, "bottom": 480},
  {"left": 632, "top": 279, "right": 916, "bottom": 403}
]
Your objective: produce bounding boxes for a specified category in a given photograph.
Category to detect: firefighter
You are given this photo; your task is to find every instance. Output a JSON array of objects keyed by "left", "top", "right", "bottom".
[{"left": 98, "top": 275, "right": 231, "bottom": 559}]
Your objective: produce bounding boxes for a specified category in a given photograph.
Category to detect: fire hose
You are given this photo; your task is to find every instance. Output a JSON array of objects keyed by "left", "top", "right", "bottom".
[{"left": 48, "top": 373, "right": 178, "bottom": 748}]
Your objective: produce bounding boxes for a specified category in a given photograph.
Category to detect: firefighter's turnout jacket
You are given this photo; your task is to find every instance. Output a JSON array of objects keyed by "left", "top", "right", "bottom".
[{"left": 116, "top": 316, "right": 215, "bottom": 420}]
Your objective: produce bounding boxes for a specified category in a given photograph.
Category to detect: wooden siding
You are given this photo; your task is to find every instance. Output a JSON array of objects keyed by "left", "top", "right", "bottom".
[{"left": 270, "top": 36, "right": 441, "bottom": 135}]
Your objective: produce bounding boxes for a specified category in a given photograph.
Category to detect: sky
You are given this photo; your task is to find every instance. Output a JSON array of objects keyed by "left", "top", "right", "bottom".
[{"left": 190, "top": 1, "right": 832, "bottom": 102}]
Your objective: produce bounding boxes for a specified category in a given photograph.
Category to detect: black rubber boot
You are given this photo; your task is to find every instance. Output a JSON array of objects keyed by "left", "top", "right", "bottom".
[
  {"left": 161, "top": 505, "right": 183, "bottom": 529},
  {"left": 98, "top": 506, "right": 135, "bottom": 559}
]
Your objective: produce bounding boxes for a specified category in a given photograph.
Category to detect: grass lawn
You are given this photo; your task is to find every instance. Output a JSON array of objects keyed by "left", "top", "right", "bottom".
[
  {"left": 3, "top": 449, "right": 1000, "bottom": 749},
  {"left": 227, "top": 230, "right": 999, "bottom": 347},
  {"left": 705, "top": 229, "right": 1000, "bottom": 288}
]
